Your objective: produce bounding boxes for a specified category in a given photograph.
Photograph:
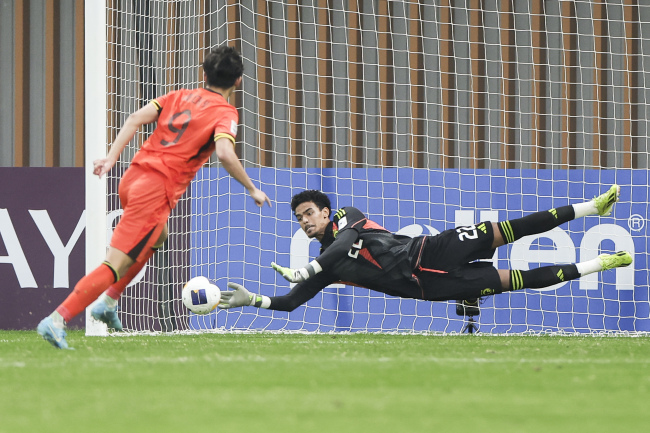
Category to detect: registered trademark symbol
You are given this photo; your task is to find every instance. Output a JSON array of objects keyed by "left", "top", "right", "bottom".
[{"left": 628, "top": 214, "right": 645, "bottom": 232}]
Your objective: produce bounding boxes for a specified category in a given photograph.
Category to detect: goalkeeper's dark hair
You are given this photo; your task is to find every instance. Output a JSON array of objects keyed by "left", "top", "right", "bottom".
[
  {"left": 203, "top": 45, "right": 244, "bottom": 88},
  {"left": 291, "top": 190, "right": 332, "bottom": 214}
]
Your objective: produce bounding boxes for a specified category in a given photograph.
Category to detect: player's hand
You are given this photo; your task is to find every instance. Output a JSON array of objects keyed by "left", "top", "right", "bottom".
[
  {"left": 218, "top": 282, "right": 253, "bottom": 309},
  {"left": 92, "top": 157, "right": 116, "bottom": 179},
  {"left": 249, "top": 188, "right": 272, "bottom": 208},
  {"left": 271, "top": 262, "right": 308, "bottom": 283}
]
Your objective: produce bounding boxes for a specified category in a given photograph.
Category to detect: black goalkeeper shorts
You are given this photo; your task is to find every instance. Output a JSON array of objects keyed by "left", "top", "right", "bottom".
[{"left": 414, "top": 221, "right": 503, "bottom": 301}]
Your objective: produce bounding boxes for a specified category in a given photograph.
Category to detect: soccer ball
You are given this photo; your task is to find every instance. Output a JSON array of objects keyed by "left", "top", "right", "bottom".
[{"left": 182, "top": 276, "right": 221, "bottom": 315}]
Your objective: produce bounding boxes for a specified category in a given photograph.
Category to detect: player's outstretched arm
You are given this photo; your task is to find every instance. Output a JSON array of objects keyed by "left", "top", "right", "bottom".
[
  {"left": 248, "top": 187, "right": 271, "bottom": 208},
  {"left": 218, "top": 282, "right": 270, "bottom": 309},
  {"left": 271, "top": 261, "right": 322, "bottom": 283},
  {"left": 93, "top": 103, "right": 160, "bottom": 179},
  {"left": 271, "top": 229, "right": 358, "bottom": 283},
  {"left": 215, "top": 138, "right": 271, "bottom": 208},
  {"left": 220, "top": 274, "right": 333, "bottom": 312}
]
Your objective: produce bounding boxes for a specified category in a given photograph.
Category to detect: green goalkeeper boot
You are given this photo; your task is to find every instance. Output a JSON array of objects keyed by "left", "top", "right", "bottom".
[
  {"left": 599, "top": 251, "right": 633, "bottom": 271},
  {"left": 593, "top": 184, "right": 620, "bottom": 216}
]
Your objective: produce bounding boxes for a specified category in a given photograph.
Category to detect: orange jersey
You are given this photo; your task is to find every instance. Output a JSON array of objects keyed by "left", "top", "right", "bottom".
[{"left": 130, "top": 87, "right": 238, "bottom": 207}]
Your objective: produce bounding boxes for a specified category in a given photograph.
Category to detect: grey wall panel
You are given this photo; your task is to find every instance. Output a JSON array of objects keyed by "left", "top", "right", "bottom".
[
  {"left": 0, "top": 0, "right": 14, "bottom": 167},
  {"left": 0, "top": 0, "right": 83, "bottom": 168},
  {"left": 28, "top": 0, "right": 45, "bottom": 167},
  {"left": 1, "top": 1, "right": 645, "bottom": 169},
  {"left": 95, "top": 0, "right": 649, "bottom": 171},
  {"left": 59, "top": 0, "right": 76, "bottom": 167}
]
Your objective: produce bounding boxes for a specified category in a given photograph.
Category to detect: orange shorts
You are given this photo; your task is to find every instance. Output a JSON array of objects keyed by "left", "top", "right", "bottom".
[{"left": 110, "top": 165, "right": 171, "bottom": 261}]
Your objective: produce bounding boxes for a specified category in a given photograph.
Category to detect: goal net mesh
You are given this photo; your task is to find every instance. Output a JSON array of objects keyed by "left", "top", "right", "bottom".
[{"left": 104, "top": 0, "right": 649, "bottom": 334}]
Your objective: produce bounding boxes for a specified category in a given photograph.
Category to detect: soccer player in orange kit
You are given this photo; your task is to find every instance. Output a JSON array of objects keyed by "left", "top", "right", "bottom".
[{"left": 37, "top": 45, "right": 270, "bottom": 349}]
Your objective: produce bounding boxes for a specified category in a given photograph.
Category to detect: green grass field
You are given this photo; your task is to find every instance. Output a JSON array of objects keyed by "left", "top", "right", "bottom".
[{"left": 1, "top": 330, "right": 648, "bottom": 433}]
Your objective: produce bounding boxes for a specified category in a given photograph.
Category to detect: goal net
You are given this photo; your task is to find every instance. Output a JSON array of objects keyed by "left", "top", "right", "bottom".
[{"left": 91, "top": 0, "right": 649, "bottom": 334}]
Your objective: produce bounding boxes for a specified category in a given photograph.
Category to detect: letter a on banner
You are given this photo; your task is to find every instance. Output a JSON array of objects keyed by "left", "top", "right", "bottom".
[{"left": 0, "top": 209, "right": 37, "bottom": 288}]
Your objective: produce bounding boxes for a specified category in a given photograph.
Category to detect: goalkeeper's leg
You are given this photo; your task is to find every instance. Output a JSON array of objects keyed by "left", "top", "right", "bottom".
[
  {"left": 498, "top": 251, "right": 632, "bottom": 291},
  {"left": 492, "top": 184, "right": 620, "bottom": 248}
]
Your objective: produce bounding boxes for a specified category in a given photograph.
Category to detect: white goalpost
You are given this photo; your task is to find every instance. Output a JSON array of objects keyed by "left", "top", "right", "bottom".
[
  {"left": 87, "top": 0, "right": 649, "bottom": 335},
  {"left": 84, "top": 0, "right": 108, "bottom": 336}
]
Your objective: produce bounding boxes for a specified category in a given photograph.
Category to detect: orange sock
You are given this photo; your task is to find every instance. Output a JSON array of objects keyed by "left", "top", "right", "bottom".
[
  {"left": 106, "top": 247, "right": 157, "bottom": 300},
  {"left": 57, "top": 262, "right": 118, "bottom": 322}
]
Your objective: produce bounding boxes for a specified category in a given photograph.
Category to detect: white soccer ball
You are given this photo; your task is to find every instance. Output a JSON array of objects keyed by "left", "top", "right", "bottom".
[{"left": 182, "top": 276, "right": 221, "bottom": 315}]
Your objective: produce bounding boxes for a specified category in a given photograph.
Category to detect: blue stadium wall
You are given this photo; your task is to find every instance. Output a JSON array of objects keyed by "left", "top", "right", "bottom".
[{"left": 188, "top": 168, "right": 649, "bottom": 333}]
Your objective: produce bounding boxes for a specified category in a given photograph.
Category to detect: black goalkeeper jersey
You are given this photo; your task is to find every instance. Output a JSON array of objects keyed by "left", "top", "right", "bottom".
[{"left": 269, "top": 207, "right": 427, "bottom": 311}]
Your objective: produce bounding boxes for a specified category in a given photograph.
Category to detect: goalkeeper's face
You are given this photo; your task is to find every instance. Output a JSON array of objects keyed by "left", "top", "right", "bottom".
[{"left": 294, "top": 201, "right": 331, "bottom": 241}]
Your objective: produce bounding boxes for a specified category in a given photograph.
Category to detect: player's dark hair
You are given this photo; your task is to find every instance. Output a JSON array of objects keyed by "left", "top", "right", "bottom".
[
  {"left": 291, "top": 190, "right": 332, "bottom": 215},
  {"left": 203, "top": 45, "right": 244, "bottom": 88}
]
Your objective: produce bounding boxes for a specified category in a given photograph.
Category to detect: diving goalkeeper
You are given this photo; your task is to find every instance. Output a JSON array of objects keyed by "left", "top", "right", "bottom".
[{"left": 219, "top": 186, "right": 632, "bottom": 311}]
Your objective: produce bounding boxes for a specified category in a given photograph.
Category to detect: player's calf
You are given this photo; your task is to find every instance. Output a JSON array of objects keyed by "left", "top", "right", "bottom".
[
  {"left": 506, "top": 250, "right": 632, "bottom": 292},
  {"left": 507, "top": 265, "right": 580, "bottom": 291},
  {"left": 497, "top": 205, "right": 574, "bottom": 246},
  {"left": 497, "top": 185, "right": 621, "bottom": 247}
]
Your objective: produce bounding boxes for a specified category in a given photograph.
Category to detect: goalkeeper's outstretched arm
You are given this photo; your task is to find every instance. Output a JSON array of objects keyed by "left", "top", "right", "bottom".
[
  {"left": 271, "top": 229, "right": 358, "bottom": 283},
  {"left": 219, "top": 273, "right": 333, "bottom": 312}
]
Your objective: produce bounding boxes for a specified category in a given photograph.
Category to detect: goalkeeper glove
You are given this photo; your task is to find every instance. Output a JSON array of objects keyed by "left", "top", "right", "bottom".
[
  {"left": 218, "top": 282, "right": 270, "bottom": 309},
  {"left": 271, "top": 260, "right": 323, "bottom": 283}
]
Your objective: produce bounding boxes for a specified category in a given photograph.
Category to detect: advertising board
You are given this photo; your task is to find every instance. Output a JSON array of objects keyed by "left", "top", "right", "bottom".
[
  {"left": 191, "top": 168, "right": 648, "bottom": 333},
  {"left": 0, "top": 168, "right": 85, "bottom": 329}
]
